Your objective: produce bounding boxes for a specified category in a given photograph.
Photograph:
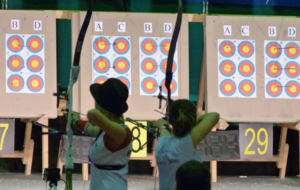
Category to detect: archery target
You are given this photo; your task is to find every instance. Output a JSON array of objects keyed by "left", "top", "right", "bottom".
[
  {"left": 141, "top": 77, "right": 158, "bottom": 94},
  {"left": 94, "top": 76, "right": 108, "bottom": 84},
  {"left": 140, "top": 38, "right": 157, "bottom": 55},
  {"left": 27, "top": 75, "right": 44, "bottom": 92},
  {"left": 93, "top": 56, "right": 110, "bottom": 73},
  {"left": 239, "top": 79, "right": 255, "bottom": 96},
  {"left": 117, "top": 76, "right": 131, "bottom": 90},
  {"left": 93, "top": 37, "right": 110, "bottom": 54},
  {"left": 159, "top": 58, "right": 177, "bottom": 74},
  {"left": 113, "top": 37, "right": 130, "bottom": 54},
  {"left": 285, "top": 61, "right": 300, "bottom": 78},
  {"left": 220, "top": 79, "right": 236, "bottom": 96},
  {"left": 266, "top": 61, "right": 282, "bottom": 78},
  {"left": 7, "top": 74, "right": 24, "bottom": 92},
  {"left": 219, "top": 40, "right": 235, "bottom": 57},
  {"left": 284, "top": 42, "right": 300, "bottom": 59},
  {"left": 160, "top": 38, "right": 172, "bottom": 56},
  {"left": 27, "top": 35, "right": 43, "bottom": 53},
  {"left": 113, "top": 57, "right": 130, "bottom": 74},
  {"left": 285, "top": 80, "right": 300, "bottom": 98},
  {"left": 7, "top": 55, "right": 24, "bottom": 72},
  {"left": 161, "top": 79, "right": 177, "bottom": 95},
  {"left": 238, "top": 60, "right": 255, "bottom": 77},
  {"left": 27, "top": 55, "right": 43, "bottom": 72},
  {"left": 219, "top": 60, "right": 236, "bottom": 77},
  {"left": 141, "top": 58, "right": 158, "bottom": 75},
  {"left": 238, "top": 41, "right": 254, "bottom": 58},
  {"left": 266, "top": 41, "right": 281, "bottom": 58},
  {"left": 7, "top": 35, "right": 24, "bottom": 52},
  {"left": 266, "top": 80, "right": 282, "bottom": 97}
]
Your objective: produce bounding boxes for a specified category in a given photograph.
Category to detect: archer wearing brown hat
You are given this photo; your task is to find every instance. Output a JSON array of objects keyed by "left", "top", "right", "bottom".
[{"left": 75, "top": 78, "right": 132, "bottom": 190}]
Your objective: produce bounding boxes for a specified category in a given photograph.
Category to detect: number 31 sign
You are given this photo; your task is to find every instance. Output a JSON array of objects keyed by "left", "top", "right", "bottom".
[{"left": 239, "top": 123, "right": 273, "bottom": 159}]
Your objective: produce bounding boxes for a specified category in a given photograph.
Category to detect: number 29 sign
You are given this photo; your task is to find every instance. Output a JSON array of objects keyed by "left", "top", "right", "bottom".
[{"left": 239, "top": 123, "right": 273, "bottom": 159}]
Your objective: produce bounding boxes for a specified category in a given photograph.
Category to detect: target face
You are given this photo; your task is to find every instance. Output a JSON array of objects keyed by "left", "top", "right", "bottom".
[
  {"left": 7, "top": 55, "right": 24, "bottom": 72},
  {"left": 141, "top": 58, "right": 158, "bottom": 74},
  {"left": 285, "top": 80, "right": 300, "bottom": 98},
  {"left": 160, "top": 39, "right": 172, "bottom": 56},
  {"left": 219, "top": 60, "right": 236, "bottom": 77},
  {"left": 27, "top": 75, "right": 44, "bottom": 92},
  {"left": 141, "top": 77, "right": 158, "bottom": 94},
  {"left": 27, "top": 36, "right": 43, "bottom": 53},
  {"left": 113, "top": 57, "right": 130, "bottom": 74},
  {"left": 27, "top": 55, "right": 43, "bottom": 72},
  {"left": 266, "top": 80, "right": 282, "bottom": 97},
  {"left": 7, "top": 74, "right": 24, "bottom": 92},
  {"left": 118, "top": 77, "right": 130, "bottom": 89},
  {"left": 284, "top": 42, "right": 300, "bottom": 59},
  {"left": 219, "top": 40, "right": 235, "bottom": 57},
  {"left": 113, "top": 37, "right": 130, "bottom": 54},
  {"left": 239, "top": 79, "right": 255, "bottom": 96},
  {"left": 161, "top": 79, "right": 177, "bottom": 94},
  {"left": 220, "top": 79, "right": 236, "bottom": 96},
  {"left": 266, "top": 61, "right": 282, "bottom": 78},
  {"left": 141, "top": 38, "right": 157, "bottom": 55},
  {"left": 7, "top": 35, "right": 24, "bottom": 52},
  {"left": 238, "top": 41, "right": 254, "bottom": 58},
  {"left": 285, "top": 61, "right": 300, "bottom": 78},
  {"left": 94, "top": 76, "right": 108, "bottom": 84},
  {"left": 160, "top": 58, "right": 177, "bottom": 74},
  {"left": 266, "top": 41, "right": 281, "bottom": 58},
  {"left": 238, "top": 60, "right": 255, "bottom": 77},
  {"left": 93, "top": 56, "right": 110, "bottom": 73},
  {"left": 93, "top": 37, "right": 110, "bottom": 54}
]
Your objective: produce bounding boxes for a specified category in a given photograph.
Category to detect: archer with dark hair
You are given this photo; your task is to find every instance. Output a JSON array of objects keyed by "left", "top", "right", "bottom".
[
  {"left": 154, "top": 99, "right": 219, "bottom": 190},
  {"left": 176, "top": 160, "right": 211, "bottom": 190}
]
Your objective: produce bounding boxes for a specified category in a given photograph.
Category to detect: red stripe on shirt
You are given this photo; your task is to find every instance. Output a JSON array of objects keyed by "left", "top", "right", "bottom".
[{"left": 104, "top": 127, "right": 132, "bottom": 153}]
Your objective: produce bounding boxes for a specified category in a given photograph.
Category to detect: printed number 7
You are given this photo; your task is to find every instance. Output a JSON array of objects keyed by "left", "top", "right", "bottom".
[
  {"left": 244, "top": 128, "right": 268, "bottom": 155},
  {"left": 0, "top": 124, "right": 9, "bottom": 151}
]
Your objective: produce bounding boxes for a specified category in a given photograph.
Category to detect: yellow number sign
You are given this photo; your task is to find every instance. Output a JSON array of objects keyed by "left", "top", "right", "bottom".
[
  {"left": 125, "top": 121, "right": 147, "bottom": 157},
  {"left": 0, "top": 119, "right": 15, "bottom": 155}
]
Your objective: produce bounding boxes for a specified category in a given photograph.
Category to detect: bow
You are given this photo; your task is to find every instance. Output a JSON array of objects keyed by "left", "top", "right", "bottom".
[
  {"left": 162, "top": 0, "right": 182, "bottom": 117},
  {"left": 64, "top": 1, "right": 93, "bottom": 189}
]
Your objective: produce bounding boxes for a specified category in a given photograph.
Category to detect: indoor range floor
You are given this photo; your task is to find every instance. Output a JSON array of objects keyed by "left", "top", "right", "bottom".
[{"left": 0, "top": 173, "right": 299, "bottom": 190}]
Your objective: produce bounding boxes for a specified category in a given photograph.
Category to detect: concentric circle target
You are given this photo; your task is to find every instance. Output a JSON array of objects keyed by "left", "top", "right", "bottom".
[
  {"left": 117, "top": 77, "right": 130, "bottom": 90},
  {"left": 160, "top": 58, "right": 177, "bottom": 74},
  {"left": 93, "top": 56, "right": 110, "bottom": 73},
  {"left": 93, "top": 37, "right": 110, "bottom": 54},
  {"left": 140, "top": 38, "right": 157, "bottom": 55},
  {"left": 27, "top": 55, "right": 43, "bottom": 72},
  {"left": 220, "top": 79, "right": 236, "bottom": 96},
  {"left": 219, "top": 60, "right": 235, "bottom": 77},
  {"left": 27, "top": 75, "right": 44, "bottom": 92},
  {"left": 160, "top": 39, "right": 172, "bottom": 56},
  {"left": 266, "top": 80, "right": 282, "bottom": 97},
  {"left": 219, "top": 40, "right": 235, "bottom": 57},
  {"left": 238, "top": 41, "right": 254, "bottom": 58},
  {"left": 7, "top": 55, "right": 24, "bottom": 72},
  {"left": 239, "top": 79, "right": 255, "bottom": 96},
  {"left": 161, "top": 79, "right": 177, "bottom": 95},
  {"left": 266, "top": 61, "right": 282, "bottom": 78},
  {"left": 141, "top": 77, "right": 158, "bottom": 94},
  {"left": 141, "top": 58, "right": 158, "bottom": 75},
  {"left": 284, "top": 42, "right": 300, "bottom": 59},
  {"left": 27, "top": 36, "right": 43, "bottom": 53},
  {"left": 285, "top": 61, "right": 300, "bottom": 78},
  {"left": 7, "top": 35, "right": 24, "bottom": 52},
  {"left": 238, "top": 60, "right": 255, "bottom": 77},
  {"left": 285, "top": 80, "right": 300, "bottom": 98},
  {"left": 94, "top": 76, "right": 108, "bottom": 84},
  {"left": 113, "top": 57, "right": 130, "bottom": 74},
  {"left": 7, "top": 74, "right": 24, "bottom": 92},
  {"left": 113, "top": 37, "right": 130, "bottom": 54},
  {"left": 266, "top": 41, "right": 281, "bottom": 58}
]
